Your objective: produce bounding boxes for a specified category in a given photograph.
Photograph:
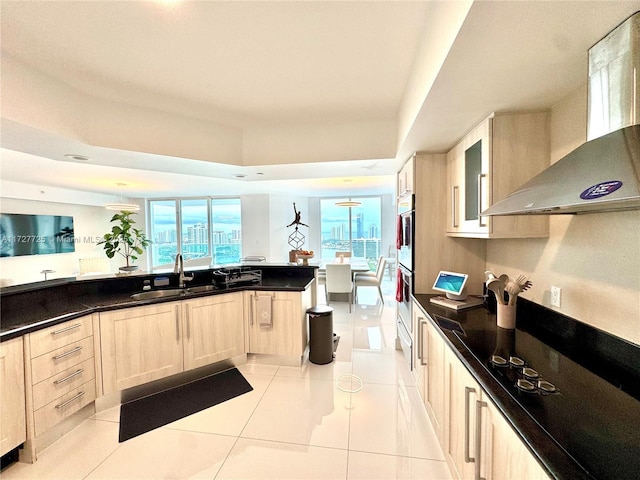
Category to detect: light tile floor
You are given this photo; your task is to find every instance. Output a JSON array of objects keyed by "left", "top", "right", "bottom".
[{"left": 3, "top": 278, "right": 452, "bottom": 480}]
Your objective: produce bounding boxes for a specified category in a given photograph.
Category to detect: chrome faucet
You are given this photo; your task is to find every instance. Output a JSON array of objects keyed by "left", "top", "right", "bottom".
[{"left": 174, "top": 253, "right": 194, "bottom": 288}]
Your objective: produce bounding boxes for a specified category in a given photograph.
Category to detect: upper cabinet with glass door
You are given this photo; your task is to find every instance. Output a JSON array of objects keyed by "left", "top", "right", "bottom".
[{"left": 446, "top": 112, "right": 550, "bottom": 238}]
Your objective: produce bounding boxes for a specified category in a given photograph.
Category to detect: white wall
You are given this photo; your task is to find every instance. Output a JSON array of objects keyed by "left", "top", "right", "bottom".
[
  {"left": 0, "top": 196, "right": 146, "bottom": 285},
  {"left": 486, "top": 83, "right": 640, "bottom": 345},
  {"left": 2, "top": 189, "right": 394, "bottom": 283}
]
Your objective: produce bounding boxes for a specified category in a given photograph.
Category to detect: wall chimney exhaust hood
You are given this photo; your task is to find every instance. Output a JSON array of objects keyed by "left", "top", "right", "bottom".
[{"left": 482, "top": 11, "right": 640, "bottom": 216}]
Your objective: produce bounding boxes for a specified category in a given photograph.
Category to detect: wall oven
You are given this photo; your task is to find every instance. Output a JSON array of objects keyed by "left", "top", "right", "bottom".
[
  {"left": 397, "top": 264, "right": 413, "bottom": 335},
  {"left": 396, "top": 193, "right": 414, "bottom": 371},
  {"left": 397, "top": 194, "right": 414, "bottom": 272}
]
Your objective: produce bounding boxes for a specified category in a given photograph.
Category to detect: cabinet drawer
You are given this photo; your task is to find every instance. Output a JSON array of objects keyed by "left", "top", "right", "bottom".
[
  {"left": 29, "top": 316, "right": 93, "bottom": 358},
  {"left": 32, "top": 358, "right": 95, "bottom": 411},
  {"left": 34, "top": 379, "right": 96, "bottom": 436},
  {"left": 31, "top": 336, "right": 94, "bottom": 385}
]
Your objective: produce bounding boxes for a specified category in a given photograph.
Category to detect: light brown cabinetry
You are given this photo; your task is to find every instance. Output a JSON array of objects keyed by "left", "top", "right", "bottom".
[
  {"left": 182, "top": 293, "right": 244, "bottom": 370},
  {"left": 444, "top": 346, "right": 481, "bottom": 480},
  {"left": 0, "top": 337, "right": 26, "bottom": 456},
  {"left": 100, "top": 302, "right": 183, "bottom": 394},
  {"left": 444, "top": 347, "right": 548, "bottom": 480},
  {"left": 244, "top": 289, "right": 312, "bottom": 363},
  {"left": 413, "top": 300, "right": 446, "bottom": 442},
  {"left": 397, "top": 154, "right": 415, "bottom": 196},
  {"left": 100, "top": 294, "right": 246, "bottom": 394},
  {"left": 412, "top": 152, "right": 486, "bottom": 296},
  {"left": 25, "top": 316, "right": 96, "bottom": 438},
  {"left": 446, "top": 112, "right": 550, "bottom": 239}
]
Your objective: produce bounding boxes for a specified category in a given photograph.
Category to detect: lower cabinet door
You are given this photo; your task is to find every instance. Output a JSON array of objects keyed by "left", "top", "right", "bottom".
[
  {"left": 246, "top": 291, "right": 301, "bottom": 356},
  {"left": 100, "top": 302, "right": 184, "bottom": 394},
  {"left": 445, "top": 347, "right": 481, "bottom": 480},
  {"left": 478, "top": 396, "right": 548, "bottom": 480},
  {"left": 0, "top": 337, "right": 26, "bottom": 456},
  {"left": 182, "top": 292, "right": 245, "bottom": 370}
]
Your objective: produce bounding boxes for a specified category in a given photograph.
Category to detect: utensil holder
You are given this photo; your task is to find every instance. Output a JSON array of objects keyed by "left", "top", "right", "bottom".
[{"left": 497, "top": 304, "right": 516, "bottom": 329}]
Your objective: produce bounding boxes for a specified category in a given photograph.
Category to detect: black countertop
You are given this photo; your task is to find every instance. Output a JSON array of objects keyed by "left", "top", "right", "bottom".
[
  {"left": 413, "top": 294, "right": 640, "bottom": 480},
  {"left": 1, "top": 265, "right": 317, "bottom": 341}
]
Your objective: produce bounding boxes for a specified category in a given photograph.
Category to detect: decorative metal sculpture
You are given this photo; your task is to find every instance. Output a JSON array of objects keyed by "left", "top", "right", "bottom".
[{"left": 287, "top": 203, "right": 308, "bottom": 250}]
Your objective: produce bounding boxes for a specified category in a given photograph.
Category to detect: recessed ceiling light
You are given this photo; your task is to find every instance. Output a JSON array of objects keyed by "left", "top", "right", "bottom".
[
  {"left": 233, "top": 174, "right": 247, "bottom": 179},
  {"left": 64, "top": 154, "right": 90, "bottom": 162}
]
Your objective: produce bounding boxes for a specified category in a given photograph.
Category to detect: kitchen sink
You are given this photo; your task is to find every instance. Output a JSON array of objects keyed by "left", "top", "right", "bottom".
[
  {"left": 186, "top": 285, "right": 218, "bottom": 293},
  {"left": 130, "top": 288, "right": 186, "bottom": 301}
]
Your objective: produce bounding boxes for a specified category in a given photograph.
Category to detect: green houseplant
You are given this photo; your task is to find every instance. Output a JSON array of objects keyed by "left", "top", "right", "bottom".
[{"left": 98, "top": 211, "right": 151, "bottom": 271}]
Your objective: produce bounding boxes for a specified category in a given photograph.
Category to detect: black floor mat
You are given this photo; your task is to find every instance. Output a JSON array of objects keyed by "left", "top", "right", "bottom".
[{"left": 119, "top": 367, "right": 253, "bottom": 442}]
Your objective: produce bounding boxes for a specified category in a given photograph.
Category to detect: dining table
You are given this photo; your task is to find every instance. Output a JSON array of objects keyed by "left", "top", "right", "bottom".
[{"left": 316, "top": 257, "right": 371, "bottom": 275}]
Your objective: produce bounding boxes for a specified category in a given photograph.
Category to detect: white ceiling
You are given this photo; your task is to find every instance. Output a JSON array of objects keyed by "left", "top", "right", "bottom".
[{"left": 1, "top": 1, "right": 639, "bottom": 200}]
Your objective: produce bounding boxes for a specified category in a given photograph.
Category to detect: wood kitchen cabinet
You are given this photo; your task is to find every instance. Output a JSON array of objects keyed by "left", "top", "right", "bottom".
[
  {"left": 445, "top": 346, "right": 482, "bottom": 480},
  {"left": 479, "top": 394, "right": 548, "bottom": 480},
  {"left": 411, "top": 152, "right": 486, "bottom": 296},
  {"left": 444, "top": 347, "right": 548, "bottom": 480},
  {"left": 182, "top": 292, "right": 244, "bottom": 371},
  {"left": 100, "top": 302, "right": 184, "bottom": 394},
  {"left": 412, "top": 301, "right": 426, "bottom": 400},
  {"left": 100, "top": 294, "right": 246, "bottom": 394},
  {"left": 397, "top": 154, "right": 415, "bottom": 196},
  {"left": 20, "top": 315, "right": 97, "bottom": 462},
  {"left": 413, "top": 300, "right": 446, "bottom": 443},
  {"left": 0, "top": 337, "right": 26, "bottom": 456},
  {"left": 446, "top": 112, "right": 550, "bottom": 238},
  {"left": 244, "top": 288, "right": 312, "bottom": 364}
]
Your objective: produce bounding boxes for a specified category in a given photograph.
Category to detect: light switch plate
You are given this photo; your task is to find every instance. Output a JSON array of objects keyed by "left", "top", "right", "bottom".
[{"left": 550, "top": 286, "right": 562, "bottom": 308}]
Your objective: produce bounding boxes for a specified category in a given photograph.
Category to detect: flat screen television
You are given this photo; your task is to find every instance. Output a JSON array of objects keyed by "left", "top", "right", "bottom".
[{"left": 0, "top": 213, "right": 75, "bottom": 257}]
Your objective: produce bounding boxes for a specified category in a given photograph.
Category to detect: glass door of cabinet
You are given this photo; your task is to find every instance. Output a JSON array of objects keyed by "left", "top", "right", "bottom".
[{"left": 458, "top": 117, "right": 491, "bottom": 234}]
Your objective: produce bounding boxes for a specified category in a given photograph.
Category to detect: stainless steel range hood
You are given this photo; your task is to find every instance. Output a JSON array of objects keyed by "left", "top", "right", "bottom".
[{"left": 482, "top": 11, "right": 640, "bottom": 216}]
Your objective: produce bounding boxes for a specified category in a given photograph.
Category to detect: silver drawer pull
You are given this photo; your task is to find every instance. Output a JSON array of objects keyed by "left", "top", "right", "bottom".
[
  {"left": 55, "top": 391, "right": 85, "bottom": 409},
  {"left": 53, "top": 368, "right": 84, "bottom": 385},
  {"left": 52, "top": 346, "right": 82, "bottom": 360},
  {"left": 51, "top": 323, "right": 81, "bottom": 335}
]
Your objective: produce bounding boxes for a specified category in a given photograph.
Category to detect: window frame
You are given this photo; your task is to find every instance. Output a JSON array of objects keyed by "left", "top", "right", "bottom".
[{"left": 147, "top": 196, "right": 241, "bottom": 269}]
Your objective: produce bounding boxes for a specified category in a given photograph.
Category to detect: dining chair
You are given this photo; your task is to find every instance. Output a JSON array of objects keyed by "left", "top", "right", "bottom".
[
  {"left": 384, "top": 245, "right": 396, "bottom": 279},
  {"left": 354, "top": 256, "right": 386, "bottom": 304},
  {"left": 325, "top": 263, "right": 354, "bottom": 312},
  {"left": 334, "top": 251, "right": 352, "bottom": 258}
]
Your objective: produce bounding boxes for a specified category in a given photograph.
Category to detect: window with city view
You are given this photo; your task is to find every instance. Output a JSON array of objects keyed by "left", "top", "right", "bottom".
[
  {"left": 320, "top": 197, "right": 382, "bottom": 270},
  {"left": 148, "top": 198, "right": 241, "bottom": 268}
]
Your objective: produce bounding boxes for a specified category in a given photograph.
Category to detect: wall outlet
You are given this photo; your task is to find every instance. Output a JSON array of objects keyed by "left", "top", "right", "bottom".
[{"left": 550, "top": 286, "right": 562, "bottom": 308}]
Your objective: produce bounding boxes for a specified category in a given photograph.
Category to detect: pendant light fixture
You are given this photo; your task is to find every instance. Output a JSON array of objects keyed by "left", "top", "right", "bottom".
[
  {"left": 335, "top": 200, "right": 362, "bottom": 207},
  {"left": 104, "top": 183, "right": 140, "bottom": 211}
]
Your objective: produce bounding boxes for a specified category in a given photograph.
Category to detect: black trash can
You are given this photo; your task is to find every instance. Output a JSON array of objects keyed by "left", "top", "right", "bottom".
[{"left": 307, "top": 305, "right": 334, "bottom": 364}]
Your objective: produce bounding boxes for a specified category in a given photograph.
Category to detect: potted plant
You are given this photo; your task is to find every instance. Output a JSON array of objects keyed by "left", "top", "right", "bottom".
[{"left": 98, "top": 210, "right": 151, "bottom": 272}]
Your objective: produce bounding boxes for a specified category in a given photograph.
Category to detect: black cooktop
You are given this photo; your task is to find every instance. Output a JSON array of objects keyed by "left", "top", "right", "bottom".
[{"left": 430, "top": 306, "right": 640, "bottom": 480}]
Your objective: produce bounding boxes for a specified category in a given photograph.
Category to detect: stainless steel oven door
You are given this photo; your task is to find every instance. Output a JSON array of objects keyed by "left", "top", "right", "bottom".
[
  {"left": 397, "top": 265, "right": 413, "bottom": 335},
  {"left": 397, "top": 211, "right": 413, "bottom": 271},
  {"left": 397, "top": 317, "right": 413, "bottom": 371}
]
